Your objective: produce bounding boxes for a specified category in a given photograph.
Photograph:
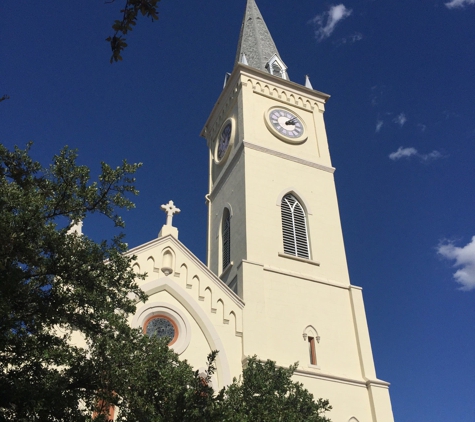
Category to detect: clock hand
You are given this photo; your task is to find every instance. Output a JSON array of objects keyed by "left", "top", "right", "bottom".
[{"left": 285, "top": 117, "right": 298, "bottom": 125}]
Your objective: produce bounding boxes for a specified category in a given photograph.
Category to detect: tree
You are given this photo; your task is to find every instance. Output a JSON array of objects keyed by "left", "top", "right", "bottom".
[
  {"left": 0, "top": 144, "right": 331, "bottom": 421},
  {"left": 0, "top": 143, "right": 143, "bottom": 420},
  {"left": 107, "top": 0, "right": 161, "bottom": 63},
  {"left": 218, "top": 357, "right": 332, "bottom": 422}
]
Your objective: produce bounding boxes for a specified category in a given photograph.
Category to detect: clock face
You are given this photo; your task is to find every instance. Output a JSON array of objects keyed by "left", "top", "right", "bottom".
[
  {"left": 268, "top": 109, "right": 304, "bottom": 139},
  {"left": 216, "top": 120, "right": 233, "bottom": 162}
]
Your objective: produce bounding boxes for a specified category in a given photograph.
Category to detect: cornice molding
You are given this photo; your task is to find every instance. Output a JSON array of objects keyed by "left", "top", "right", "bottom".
[
  {"left": 278, "top": 252, "right": 320, "bottom": 267},
  {"left": 294, "top": 368, "right": 391, "bottom": 389},
  {"left": 201, "top": 64, "right": 330, "bottom": 141},
  {"left": 238, "top": 64, "right": 330, "bottom": 103},
  {"left": 240, "top": 356, "right": 390, "bottom": 389},
  {"left": 262, "top": 264, "right": 349, "bottom": 290},
  {"left": 201, "top": 77, "right": 243, "bottom": 142},
  {"left": 243, "top": 141, "right": 335, "bottom": 174},
  {"left": 127, "top": 235, "right": 245, "bottom": 309}
]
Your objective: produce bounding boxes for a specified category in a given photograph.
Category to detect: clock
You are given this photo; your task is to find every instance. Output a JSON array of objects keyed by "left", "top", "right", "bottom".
[
  {"left": 265, "top": 107, "right": 307, "bottom": 143},
  {"left": 215, "top": 118, "right": 235, "bottom": 163}
]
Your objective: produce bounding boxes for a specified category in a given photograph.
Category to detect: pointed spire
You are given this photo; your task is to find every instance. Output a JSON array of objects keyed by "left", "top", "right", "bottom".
[
  {"left": 234, "top": 0, "right": 284, "bottom": 74},
  {"left": 305, "top": 75, "right": 313, "bottom": 89}
]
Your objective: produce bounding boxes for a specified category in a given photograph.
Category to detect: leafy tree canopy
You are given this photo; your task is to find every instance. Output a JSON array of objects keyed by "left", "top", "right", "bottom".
[
  {"left": 107, "top": 0, "right": 161, "bottom": 63},
  {"left": 0, "top": 144, "right": 331, "bottom": 421},
  {"left": 217, "top": 357, "right": 332, "bottom": 422}
]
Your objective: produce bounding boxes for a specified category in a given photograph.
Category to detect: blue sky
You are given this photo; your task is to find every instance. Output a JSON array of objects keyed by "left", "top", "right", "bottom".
[{"left": 1, "top": 0, "right": 474, "bottom": 420}]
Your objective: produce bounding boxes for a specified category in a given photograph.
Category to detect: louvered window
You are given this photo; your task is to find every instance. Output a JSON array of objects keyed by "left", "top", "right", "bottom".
[
  {"left": 222, "top": 209, "right": 231, "bottom": 271},
  {"left": 271, "top": 62, "right": 283, "bottom": 78},
  {"left": 281, "top": 194, "right": 310, "bottom": 259}
]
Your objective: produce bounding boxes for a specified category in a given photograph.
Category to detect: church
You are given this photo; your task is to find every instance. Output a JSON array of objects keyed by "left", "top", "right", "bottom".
[{"left": 126, "top": 1, "right": 395, "bottom": 420}]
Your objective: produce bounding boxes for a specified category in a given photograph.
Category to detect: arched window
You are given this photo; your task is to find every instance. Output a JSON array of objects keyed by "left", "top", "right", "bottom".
[
  {"left": 222, "top": 208, "right": 231, "bottom": 271},
  {"left": 281, "top": 194, "right": 310, "bottom": 259},
  {"left": 303, "top": 325, "right": 320, "bottom": 367}
]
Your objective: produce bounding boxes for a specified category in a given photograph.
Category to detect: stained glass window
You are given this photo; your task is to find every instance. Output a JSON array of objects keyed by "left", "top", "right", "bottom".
[{"left": 145, "top": 317, "right": 177, "bottom": 343}]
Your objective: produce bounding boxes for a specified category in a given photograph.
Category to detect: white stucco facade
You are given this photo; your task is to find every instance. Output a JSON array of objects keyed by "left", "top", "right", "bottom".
[{"left": 121, "top": 1, "right": 395, "bottom": 420}]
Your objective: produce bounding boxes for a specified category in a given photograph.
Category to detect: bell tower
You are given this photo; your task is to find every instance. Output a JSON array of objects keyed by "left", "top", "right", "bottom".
[
  {"left": 201, "top": 1, "right": 394, "bottom": 420},
  {"left": 201, "top": 0, "right": 343, "bottom": 293}
]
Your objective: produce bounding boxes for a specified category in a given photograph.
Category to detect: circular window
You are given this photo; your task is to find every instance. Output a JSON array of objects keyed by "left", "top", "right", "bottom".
[
  {"left": 143, "top": 315, "right": 178, "bottom": 345},
  {"left": 133, "top": 302, "right": 191, "bottom": 355}
]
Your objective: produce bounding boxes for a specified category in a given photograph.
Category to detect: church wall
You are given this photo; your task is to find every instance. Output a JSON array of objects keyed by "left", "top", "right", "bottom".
[
  {"left": 239, "top": 72, "right": 332, "bottom": 168},
  {"left": 241, "top": 263, "right": 365, "bottom": 380},
  {"left": 127, "top": 237, "right": 245, "bottom": 389},
  {"left": 144, "top": 289, "right": 214, "bottom": 371},
  {"left": 367, "top": 384, "right": 395, "bottom": 421},
  {"left": 208, "top": 150, "right": 248, "bottom": 293},
  {"left": 240, "top": 262, "right": 393, "bottom": 422},
  {"left": 210, "top": 100, "right": 242, "bottom": 185},
  {"left": 291, "top": 375, "right": 376, "bottom": 422},
  {"left": 242, "top": 147, "right": 351, "bottom": 285}
]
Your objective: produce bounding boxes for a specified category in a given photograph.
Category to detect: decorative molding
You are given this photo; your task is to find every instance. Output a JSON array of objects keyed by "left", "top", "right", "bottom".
[
  {"left": 224, "top": 202, "right": 234, "bottom": 218},
  {"left": 241, "top": 357, "right": 389, "bottom": 390},
  {"left": 132, "top": 300, "right": 191, "bottom": 355},
  {"left": 239, "top": 259, "right": 264, "bottom": 269},
  {"left": 243, "top": 141, "right": 335, "bottom": 174},
  {"left": 239, "top": 259, "right": 363, "bottom": 291},
  {"left": 214, "top": 117, "right": 236, "bottom": 166},
  {"left": 263, "top": 265, "right": 349, "bottom": 289},
  {"left": 275, "top": 187, "right": 313, "bottom": 214},
  {"left": 294, "top": 369, "right": 390, "bottom": 389},
  {"left": 220, "top": 261, "right": 233, "bottom": 279},
  {"left": 127, "top": 235, "right": 245, "bottom": 309},
  {"left": 133, "top": 282, "right": 233, "bottom": 388},
  {"left": 201, "top": 63, "right": 329, "bottom": 142},
  {"left": 201, "top": 79, "right": 242, "bottom": 143},
  {"left": 278, "top": 252, "right": 320, "bottom": 267},
  {"left": 303, "top": 325, "right": 320, "bottom": 343},
  {"left": 238, "top": 64, "right": 330, "bottom": 104},
  {"left": 254, "top": 88, "right": 315, "bottom": 113},
  {"left": 307, "top": 363, "right": 321, "bottom": 370}
]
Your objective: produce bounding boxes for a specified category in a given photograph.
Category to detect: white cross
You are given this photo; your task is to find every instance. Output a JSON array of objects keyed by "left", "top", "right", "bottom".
[{"left": 161, "top": 200, "right": 181, "bottom": 227}]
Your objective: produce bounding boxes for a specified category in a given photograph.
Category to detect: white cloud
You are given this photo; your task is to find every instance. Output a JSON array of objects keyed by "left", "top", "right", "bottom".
[
  {"left": 393, "top": 113, "right": 407, "bottom": 127},
  {"left": 375, "top": 120, "right": 384, "bottom": 133},
  {"left": 445, "top": 0, "right": 475, "bottom": 9},
  {"left": 389, "top": 147, "right": 418, "bottom": 160},
  {"left": 311, "top": 4, "right": 353, "bottom": 41},
  {"left": 417, "top": 123, "right": 427, "bottom": 132},
  {"left": 438, "top": 237, "right": 475, "bottom": 291},
  {"left": 423, "top": 150, "right": 443, "bottom": 161},
  {"left": 337, "top": 32, "right": 363, "bottom": 45},
  {"left": 389, "top": 147, "right": 443, "bottom": 162},
  {"left": 348, "top": 32, "right": 363, "bottom": 43}
]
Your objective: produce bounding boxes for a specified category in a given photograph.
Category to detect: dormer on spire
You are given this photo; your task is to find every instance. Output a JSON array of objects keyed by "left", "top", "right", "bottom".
[
  {"left": 234, "top": 0, "right": 288, "bottom": 79},
  {"left": 265, "top": 54, "right": 288, "bottom": 80}
]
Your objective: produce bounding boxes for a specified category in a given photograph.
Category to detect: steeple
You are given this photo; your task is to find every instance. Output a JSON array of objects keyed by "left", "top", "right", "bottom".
[{"left": 234, "top": 0, "right": 288, "bottom": 79}]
